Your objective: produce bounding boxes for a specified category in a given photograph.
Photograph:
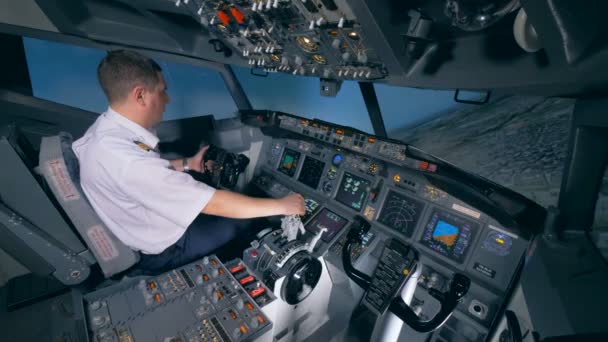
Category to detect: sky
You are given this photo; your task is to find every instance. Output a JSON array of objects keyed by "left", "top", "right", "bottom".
[{"left": 23, "top": 37, "right": 468, "bottom": 137}]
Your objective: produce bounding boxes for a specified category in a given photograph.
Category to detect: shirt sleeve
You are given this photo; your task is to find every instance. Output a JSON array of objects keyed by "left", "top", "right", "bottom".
[{"left": 119, "top": 156, "right": 216, "bottom": 228}]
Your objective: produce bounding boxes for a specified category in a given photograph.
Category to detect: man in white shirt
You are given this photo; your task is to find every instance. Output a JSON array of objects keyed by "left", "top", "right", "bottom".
[{"left": 73, "top": 50, "right": 304, "bottom": 272}]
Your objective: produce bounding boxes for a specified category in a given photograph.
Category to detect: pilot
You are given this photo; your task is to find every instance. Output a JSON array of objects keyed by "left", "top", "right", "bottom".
[{"left": 73, "top": 50, "right": 305, "bottom": 272}]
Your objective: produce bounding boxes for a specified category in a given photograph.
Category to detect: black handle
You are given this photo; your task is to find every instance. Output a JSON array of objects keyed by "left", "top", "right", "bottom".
[
  {"left": 341, "top": 216, "right": 372, "bottom": 290},
  {"left": 388, "top": 273, "right": 470, "bottom": 333}
]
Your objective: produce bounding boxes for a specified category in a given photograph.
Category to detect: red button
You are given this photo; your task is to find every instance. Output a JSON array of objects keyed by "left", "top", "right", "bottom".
[
  {"left": 230, "top": 264, "right": 245, "bottom": 274},
  {"left": 239, "top": 275, "right": 255, "bottom": 285},
  {"left": 217, "top": 11, "right": 230, "bottom": 26},
  {"left": 251, "top": 250, "right": 258, "bottom": 258},
  {"left": 249, "top": 287, "right": 265, "bottom": 298}
]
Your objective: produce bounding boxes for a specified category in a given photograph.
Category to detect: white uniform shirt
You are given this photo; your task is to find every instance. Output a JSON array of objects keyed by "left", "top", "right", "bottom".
[{"left": 73, "top": 108, "right": 215, "bottom": 254}]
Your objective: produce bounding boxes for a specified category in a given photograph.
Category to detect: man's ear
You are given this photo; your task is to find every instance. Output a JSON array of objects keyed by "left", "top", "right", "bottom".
[{"left": 133, "top": 85, "right": 146, "bottom": 106}]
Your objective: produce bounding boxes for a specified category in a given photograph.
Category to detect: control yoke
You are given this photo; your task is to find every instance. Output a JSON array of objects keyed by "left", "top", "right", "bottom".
[{"left": 342, "top": 216, "right": 471, "bottom": 333}]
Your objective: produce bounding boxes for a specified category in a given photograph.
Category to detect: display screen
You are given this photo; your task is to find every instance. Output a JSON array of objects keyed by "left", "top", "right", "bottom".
[
  {"left": 298, "top": 156, "right": 326, "bottom": 189},
  {"left": 420, "top": 209, "right": 479, "bottom": 263},
  {"left": 306, "top": 208, "right": 349, "bottom": 242},
  {"left": 335, "top": 172, "right": 371, "bottom": 212},
  {"left": 377, "top": 190, "right": 426, "bottom": 237},
  {"left": 277, "top": 148, "right": 301, "bottom": 177},
  {"left": 302, "top": 198, "right": 321, "bottom": 223}
]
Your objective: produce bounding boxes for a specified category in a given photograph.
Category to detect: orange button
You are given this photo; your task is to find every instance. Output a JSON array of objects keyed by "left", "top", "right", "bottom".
[
  {"left": 217, "top": 11, "right": 230, "bottom": 26},
  {"left": 229, "top": 310, "right": 238, "bottom": 319},
  {"left": 203, "top": 274, "right": 209, "bottom": 282},
  {"left": 229, "top": 264, "right": 245, "bottom": 274},
  {"left": 154, "top": 293, "right": 161, "bottom": 303},
  {"left": 245, "top": 302, "right": 254, "bottom": 310},
  {"left": 211, "top": 259, "right": 218, "bottom": 265},
  {"left": 249, "top": 287, "right": 265, "bottom": 298},
  {"left": 230, "top": 8, "right": 245, "bottom": 24},
  {"left": 257, "top": 315, "right": 265, "bottom": 324},
  {"left": 240, "top": 325, "right": 248, "bottom": 334},
  {"left": 148, "top": 282, "right": 156, "bottom": 291},
  {"left": 219, "top": 268, "right": 225, "bottom": 275},
  {"left": 216, "top": 290, "right": 223, "bottom": 299},
  {"left": 239, "top": 275, "right": 255, "bottom": 285}
]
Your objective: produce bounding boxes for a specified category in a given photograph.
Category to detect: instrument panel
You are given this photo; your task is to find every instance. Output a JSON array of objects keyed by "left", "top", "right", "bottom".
[
  {"left": 251, "top": 111, "right": 531, "bottom": 339},
  {"left": 85, "top": 256, "right": 273, "bottom": 342},
  {"left": 258, "top": 131, "right": 527, "bottom": 289},
  {"left": 180, "top": 0, "right": 387, "bottom": 80}
]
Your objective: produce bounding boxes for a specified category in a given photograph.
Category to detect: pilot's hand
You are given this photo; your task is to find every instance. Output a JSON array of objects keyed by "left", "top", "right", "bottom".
[
  {"left": 188, "top": 145, "right": 209, "bottom": 173},
  {"left": 279, "top": 193, "right": 305, "bottom": 216}
]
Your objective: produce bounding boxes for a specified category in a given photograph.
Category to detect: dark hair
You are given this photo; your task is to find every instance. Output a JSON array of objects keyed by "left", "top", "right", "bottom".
[{"left": 97, "top": 50, "right": 162, "bottom": 104}]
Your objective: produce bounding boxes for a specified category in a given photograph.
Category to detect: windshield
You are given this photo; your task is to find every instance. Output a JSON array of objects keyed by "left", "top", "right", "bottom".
[{"left": 233, "top": 66, "right": 374, "bottom": 134}]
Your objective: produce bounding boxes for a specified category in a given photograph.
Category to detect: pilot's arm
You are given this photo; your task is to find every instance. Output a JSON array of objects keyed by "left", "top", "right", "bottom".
[
  {"left": 165, "top": 145, "right": 305, "bottom": 218},
  {"left": 203, "top": 191, "right": 305, "bottom": 218},
  {"left": 120, "top": 146, "right": 304, "bottom": 225}
]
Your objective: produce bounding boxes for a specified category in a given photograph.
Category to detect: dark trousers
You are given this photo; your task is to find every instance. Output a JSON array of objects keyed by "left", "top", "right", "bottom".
[{"left": 138, "top": 215, "right": 252, "bottom": 272}]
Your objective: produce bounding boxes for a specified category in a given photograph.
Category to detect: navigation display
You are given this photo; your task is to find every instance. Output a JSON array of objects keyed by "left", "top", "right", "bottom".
[
  {"left": 277, "top": 148, "right": 301, "bottom": 177},
  {"left": 420, "top": 209, "right": 479, "bottom": 263},
  {"left": 335, "top": 172, "right": 371, "bottom": 212},
  {"left": 298, "top": 156, "right": 326, "bottom": 189},
  {"left": 306, "top": 208, "right": 349, "bottom": 242},
  {"left": 377, "top": 190, "right": 426, "bottom": 237}
]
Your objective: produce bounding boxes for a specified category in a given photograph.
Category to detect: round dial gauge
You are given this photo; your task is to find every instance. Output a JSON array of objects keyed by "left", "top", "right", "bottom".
[{"left": 482, "top": 230, "right": 513, "bottom": 256}]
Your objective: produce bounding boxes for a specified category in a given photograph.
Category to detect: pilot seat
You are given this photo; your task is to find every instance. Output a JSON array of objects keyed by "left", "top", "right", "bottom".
[{"left": 37, "top": 132, "right": 140, "bottom": 278}]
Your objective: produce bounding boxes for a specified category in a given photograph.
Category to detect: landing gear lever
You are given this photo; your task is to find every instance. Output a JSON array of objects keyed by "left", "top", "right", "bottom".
[{"left": 342, "top": 216, "right": 471, "bottom": 334}]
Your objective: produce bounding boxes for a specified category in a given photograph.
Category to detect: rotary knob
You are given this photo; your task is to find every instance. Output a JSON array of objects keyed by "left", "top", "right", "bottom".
[
  {"left": 205, "top": 285, "right": 214, "bottom": 295},
  {"left": 322, "top": 181, "right": 333, "bottom": 194},
  {"left": 203, "top": 256, "right": 209, "bottom": 265},
  {"left": 211, "top": 268, "right": 219, "bottom": 278},
  {"left": 89, "top": 301, "right": 102, "bottom": 311},
  {"left": 427, "top": 272, "right": 440, "bottom": 288},
  {"left": 332, "top": 39, "right": 341, "bottom": 49},
  {"left": 357, "top": 52, "right": 368, "bottom": 64},
  {"left": 233, "top": 327, "right": 243, "bottom": 338},
  {"left": 236, "top": 298, "right": 245, "bottom": 310},
  {"left": 92, "top": 316, "right": 107, "bottom": 327}
]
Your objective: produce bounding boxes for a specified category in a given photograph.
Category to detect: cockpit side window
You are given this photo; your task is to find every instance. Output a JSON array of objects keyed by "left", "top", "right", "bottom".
[{"left": 23, "top": 37, "right": 238, "bottom": 120}]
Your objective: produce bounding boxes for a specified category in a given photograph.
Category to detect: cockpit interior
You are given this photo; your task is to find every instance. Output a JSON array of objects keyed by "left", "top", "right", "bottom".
[{"left": 1, "top": 1, "right": 608, "bottom": 342}]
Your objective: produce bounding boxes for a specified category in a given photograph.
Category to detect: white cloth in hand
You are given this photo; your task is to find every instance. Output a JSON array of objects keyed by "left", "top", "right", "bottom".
[{"left": 281, "top": 215, "right": 305, "bottom": 241}]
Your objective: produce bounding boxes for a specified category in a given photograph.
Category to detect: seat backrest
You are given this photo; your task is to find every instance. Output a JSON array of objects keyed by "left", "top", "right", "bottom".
[{"left": 39, "top": 133, "right": 139, "bottom": 277}]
